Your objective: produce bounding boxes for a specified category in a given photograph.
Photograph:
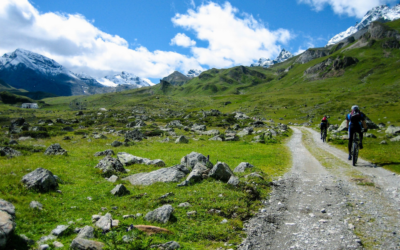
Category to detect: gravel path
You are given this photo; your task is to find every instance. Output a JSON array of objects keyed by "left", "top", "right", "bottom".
[{"left": 239, "top": 127, "right": 400, "bottom": 250}]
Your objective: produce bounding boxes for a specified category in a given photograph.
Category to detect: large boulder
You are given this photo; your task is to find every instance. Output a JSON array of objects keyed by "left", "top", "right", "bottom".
[
  {"left": 70, "top": 238, "right": 104, "bottom": 250},
  {"left": 180, "top": 152, "right": 213, "bottom": 170},
  {"left": 233, "top": 162, "right": 255, "bottom": 173},
  {"left": 145, "top": 205, "right": 173, "bottom": 224},
  {"left": 0, "top": 147, "right": 22, "bottom": 157},
  {"left": 21, "top": 168, "right": 58, "bottom": 192},
  {"left": 125, "top": 129, "right": 146, "bottom": 141},
  {"left": 95, "top": 156, "right": 126, "bottom": 175},
  {"left": 123, "top": 165, "right": 189, "bottom": 186},
  {"left": 386, "top": 125, "right": 400, "bottom": 135},
  {"left": 0, "top": 199, "right": 16, "bottom": 248},
  {"left": 44, "top": 144, "right": 68, "bottom": 156},
  {"left": 186, "top": 163, "right": 209, "bottom": 184},
  {"left": 208, "top": 162, "right": 234, "bottom": 182}
]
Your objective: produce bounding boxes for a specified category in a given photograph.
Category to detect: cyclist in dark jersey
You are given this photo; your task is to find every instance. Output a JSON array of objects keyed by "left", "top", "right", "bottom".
[
  {"left": 320, "top": 115, "right": 329, "bottom": 139},
  {"left": 346, "top": 105, "right": 368, "bottom": 160}
]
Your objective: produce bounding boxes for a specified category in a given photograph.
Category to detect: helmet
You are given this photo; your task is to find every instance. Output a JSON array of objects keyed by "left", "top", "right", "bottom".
[{"left": 351, "top": 105, "right": 359, "bottom": 111}]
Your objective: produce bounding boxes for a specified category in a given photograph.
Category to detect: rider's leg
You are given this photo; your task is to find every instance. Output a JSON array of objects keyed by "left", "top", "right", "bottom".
[{"left": 348, "top": 127, "right": 353, "bottom": 160}]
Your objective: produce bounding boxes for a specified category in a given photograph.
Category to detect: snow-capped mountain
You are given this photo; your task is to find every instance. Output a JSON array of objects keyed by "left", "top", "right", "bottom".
[
  {"left": 187, "top": 69, "right": 203, "bottom": 78},
  {"left": 250, "top": 49, "right": 293, "bottom": 68},
  {"left": 274, "top": 49, "right": 294, "bottom": 63},
  {"left": 327, "top": 4, "right": 400, "bottom": 46},
  {"left": 97, "top": 71, "right": 152, "bottom": 88}
]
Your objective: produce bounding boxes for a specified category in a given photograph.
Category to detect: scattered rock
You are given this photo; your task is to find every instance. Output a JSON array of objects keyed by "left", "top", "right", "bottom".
[
  {"left": 51, "top": 225, "right": 69, "bottom": 236},
  {"left": 154, "top": 241, "right": 181, "bottom": 250},
  {"left": 209, "top": 135, "right": 224, "bottom": 141},
  {"left": 107, "top": 175, "right": 118, "bottom": 183},
  {"left": 111, "top": 141, "right": 123, "bottom": 147},
  {"left": 0, "top": 147, "right": 22, "bottom": 157},
  {"left": 386, "top": 125, "right": 400, "bottom": 135},
  {"left": 95, "top": 213, "right": 112, "bottom": 231},
  {"left": 227, "top": 175, "right": 240, "bottom": 186},
  {"left": 123, "top": 165, "right": 189, "bottom": 186},
  {"left": 21, "top": 168, "right": 58, "bottom": 192},
  {"left": 365, "top": 133, "right": 377, "bottom": 138},
  {"left": 175, "top": 136, "right": 189, "bottom": 144},
  {"left": 77, "top": 226, "right": 94, "bottom": 239},
  {"left": 180, "top": 152, "right": 213, "bottom": 170},
  {"left": 390, "top": 135, "right": 400, "bottom": 142},
  {"left": 145, "top": 205, "right": 174, "bottom": 224},
  {"left": 133, "top": 225, "right": 172, "bottom": 235},
  {"left": 0, "top": 199, "right": 16, "bottom": 248},
  {"left": 95, "top": 156, "right": 126, "bottom": 175},
  {"left": 44, "top": 144, "right": 68, "bottom": 156},
  {"left": 93, "top": 134, "right": 107, "bottom": 139},
  {"left": 380, "top": 140, "right": 388, "bottom": 144},
  {"left": 208, "top": 162, "right": 234, "bottom": 182},
  {"left": 186, "top": 163, "right": 209, "bottom": 184},
  {"left": 70, "top": 238, "right": 104, "bottom": 250},
  {"left": 125, "top": 129, "right": 146, "bottom": 141},
  {"left": 53, "top": 241, "right": 64, "bottom": 248},
  {"left": 221, "top": 219, "right": 228, "bottom": 224},
  {"left": 110, "top": 184, "right": 130, "bottom": 196},
  {"left": 234, "top": 162, "right": 255, "bottom": 172},
  {"left": 30, "top": 201, "right": 43, "bottom": 210},
  {"left": 94, "top": 149, "right": 115, "bottom": 157},
  {"left": 62, "top": 127, "right": 74, "bottom": 132},
  {"left": 178, "top": 202, "right": 191, "bottom": 208}
]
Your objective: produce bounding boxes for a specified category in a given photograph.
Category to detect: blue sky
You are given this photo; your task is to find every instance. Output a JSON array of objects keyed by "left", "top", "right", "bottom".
[{"left": 0, "top": 0, "right": 397, "bottom": 83}]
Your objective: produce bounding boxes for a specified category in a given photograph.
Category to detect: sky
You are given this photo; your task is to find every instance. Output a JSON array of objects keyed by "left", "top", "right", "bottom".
[{"left": 0, "top": 0, "right": 397, "bottom": 83}]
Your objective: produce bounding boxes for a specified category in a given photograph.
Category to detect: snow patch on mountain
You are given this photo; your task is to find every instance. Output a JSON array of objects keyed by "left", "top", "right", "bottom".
[
  {"left": 97, "top": 71, "right": 152, "bottom": 88},
  {"left": 187, "top": 69, "right": 203, "bottom": 78},
  {"left": 327, "top": 4, "right": 400, "bottom": 46},
  {"left": 250, "top": 49, "right": 293, "bottom": 68}
]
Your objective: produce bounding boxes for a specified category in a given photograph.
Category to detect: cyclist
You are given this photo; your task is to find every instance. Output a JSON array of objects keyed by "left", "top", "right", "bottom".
[
  {"left": 320, "top": 115, "right": 329, "bottom": 140},
  {"left": 346, "top": 105, "right": 368, "bottom": 160}
]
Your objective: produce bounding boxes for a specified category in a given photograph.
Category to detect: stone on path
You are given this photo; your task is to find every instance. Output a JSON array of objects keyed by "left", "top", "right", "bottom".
[
  {"left": 21, "top": 168, "right": 58, "bottom": 192},
  {"left": 145, "top": 205, "right": 174, "bottom": 224}
]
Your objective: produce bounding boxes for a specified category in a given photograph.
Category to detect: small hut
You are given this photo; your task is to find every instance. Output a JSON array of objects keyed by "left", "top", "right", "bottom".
[{"left": 21, "top": 103, "right": 39, "bottom": 109}]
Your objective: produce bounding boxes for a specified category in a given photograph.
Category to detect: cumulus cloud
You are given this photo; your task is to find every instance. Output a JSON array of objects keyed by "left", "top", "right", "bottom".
[
  {"left": 170, "top": 33, "right": 196, "bottom": 47},
  {"left": 0, "top": 0, "right": 292, "bottom": 79},
  {"left": 172, "top": 2, "right": 292, "bottom": 68},
  {"left": 298, "top": 0, "right": 394, "bottom": 18}
]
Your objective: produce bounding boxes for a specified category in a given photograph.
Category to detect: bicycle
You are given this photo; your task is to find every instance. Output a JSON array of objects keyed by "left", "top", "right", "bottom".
[
  {"left": 351, "top": 132, "right": 361, "bottom": 166},
  {"left": 322, "top": 128, "right": 327, "bottom": 142}
]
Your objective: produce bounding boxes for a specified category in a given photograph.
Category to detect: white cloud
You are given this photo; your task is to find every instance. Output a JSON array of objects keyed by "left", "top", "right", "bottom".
[
  {"left": 298, "top": 0, "right": 394, "bottom": 18},
  {"left": 172, "top": 2, "right": 292, "bottom": 68},
  {"left": 190, "top": 0, "right": 196, "bottom": 8},
  {"left": 170, "top": 33, "right": 196, "bottom": 47},
  {"left": 0, "top": 0, "right": 292, "bottom": 79}
]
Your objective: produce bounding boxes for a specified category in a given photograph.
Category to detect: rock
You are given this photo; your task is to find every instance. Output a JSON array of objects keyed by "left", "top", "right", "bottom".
[
  {"left": 186, "top": 163, "right": 209, "bottom": 184},
  {"left": 51, "top": 225, "right": 69, "bottom": 236},
  {"left": 167, "top": 120, "right": 184, "bottom": 128},
  {"left": 125, "top": 129, "right": 146, "bottom": 141},
  {"left": 145, "top": 205, "right": 174, "bottom": 224},
  {"left": 192, "top": 124, "right": 206, "bottom": 131},
  {"left": 110, "top": 184, "right": 130, "bottom": 196},
  {"left": 44, "top": 144, "right": 68, "bottom": 156},
  {"left": 94, "top": 149, "right": 115, "bottom": 157},
  {"left": 147, "top": 159, "right": 166, "bottom": 167},
  {"left": 365, "top": 133, "right": 377, "bottom": 138},
  {"left": 337, "top": 120, "right": 348, "bottom": 132},
  {"left": 39, "top": 235, "right": 56, "bottom": 243},
  {"left": 252, "top": 135, "right": 265, "bottom": 143},
  {"left": 245, "top": 173, "right": 264, "bottom": 180},
  {"left": 235, "top": 112, "right": 249, "bottom": 120},
  {"left": 39, "top": 244, "right": 49, "bottom": 250},
  {"left": 220, "top": 219, "right": 228, "bottom": 224},
  {"left": 178, "top": 202, "right": 191, "bottom": 208},
  {"left": 180, "top": 152, "right": 213, "bottom": 170},
  {"left": 233, "top": 124, "right": 241, "bottom": 130},
  {"left": 95, "top": 156, "right": 126, "bottom": 175},
  {"left": 227, "top": 175, "right": 240, "bottom": 186},
  {"left": 8, "top": 140, "right": 18, "bottom": 145},
  {"left": 0, "top": 147, "right": 22, "bottom": 157},
  {"left": 20, "top": 234, "right": 34, "bottom": 246},
  {"left": 0, "top": 200, "right": 16, "bottom": 248},
  {"left": 62, "top": 127, "right": 74, "bottom": 132},
  {"left": 209, "top": 135, "right": 224, "bottom": 141},
  {"left": 197, "top": 129, "right": 220, "bottom": 136},
  {"left": 93, "top": 134, "right": 107, "bottom": 139},
  {"left": 91, "top": 215, "right": 101, "bottom": 223},
  {"left": 157, "top": 241, "right": 181, "bottom": 250},
  {"left": 133, "top": 225, "right": 171, "bottom": 235},
  {"left": 95, "top": 213, "right": 112, "bottom": 231},
  {"left": 386, "top": 125, "right": 400, "bottom": 135},
  {"left": 175, "top": 136, "right": 189, "bottom": 144},
  {"left": 30, "top": 201, "right": 43, "bottom": 210},
  {"left": 63, "top": 136, "right": 72, "bottom": 140},
  {"left": 208, "top": 162, "right": 234, "bottom": 182},
  {"left": 225, "top": 135, "right": 239, "bottom": 141},
  {"left": 107, "top": 175, "right": 118, "bottom": 183},
  {"left": 77, "top": 226, "right": 94, "bottom": 239},
  {"left": 53, "top": 241, "right": 64, "bottom": 248},
  {"left": 380, "top": 140, "right": 388, "bottom": 144},
  {"left": 111, "top": 141, "right": 123, "bottom": 147},
  {"left": 390, "top": 135, "right": 400, "bottom": 142},
  {"left": 237, "top": 127, "right": 253, "bottom": 137},
  {"left": 233, "top": 162, "right": 255, "bottom": 172},
  {"left": 117, "top": 152, "right": 142, "bottom": 166},
  {"left": 21, "top": 168, "right": 58, "bottom": 192},
  {"left": 123, "top": 165, "right": 189, "bottom": 186},
  {"left": 70, "top": 238, "right": 104, "bottom": 250}
]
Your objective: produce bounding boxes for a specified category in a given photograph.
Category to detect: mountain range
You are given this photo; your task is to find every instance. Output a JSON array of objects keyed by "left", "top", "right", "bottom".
[
  {"left": 251, "top": 49, "right": 294, "bottom": 68},
  {"left": 327, "top": 4, "right": 400, "bottom": 46},
  {"left": 0, "top": 49, "right": 153, "bottom": 96}
]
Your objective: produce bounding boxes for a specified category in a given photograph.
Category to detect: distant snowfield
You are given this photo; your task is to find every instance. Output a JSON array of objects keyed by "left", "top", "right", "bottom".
[{"left": 97, "top": 78, "right": 118, "bottom": 87}]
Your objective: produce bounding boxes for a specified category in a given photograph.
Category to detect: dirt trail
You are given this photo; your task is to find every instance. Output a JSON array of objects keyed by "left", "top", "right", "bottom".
[{"left": 239, "top": 127, "right": 400, "bottom": 250}]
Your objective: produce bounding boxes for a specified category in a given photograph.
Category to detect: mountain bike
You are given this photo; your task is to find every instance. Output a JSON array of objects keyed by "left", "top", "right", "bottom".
[
  {"left": 322, "top": 128, "right": 327, "bottom": 142},
  {"left": 351, "top": 132, "right": 360, "bottom": 166}
]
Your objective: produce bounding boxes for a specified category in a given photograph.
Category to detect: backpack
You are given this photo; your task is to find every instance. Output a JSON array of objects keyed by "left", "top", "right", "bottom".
[{"left": 349, "top": 110, "right": 362, "bottom": 124}]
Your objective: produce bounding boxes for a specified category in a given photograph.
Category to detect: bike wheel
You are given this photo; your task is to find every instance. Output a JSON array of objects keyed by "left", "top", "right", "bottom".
[
  {"left": 323, "top": 131, "right": 327, "bottom": 142},
  {"left": 352, "top": 143, "right": 358, "bottom": 166}
]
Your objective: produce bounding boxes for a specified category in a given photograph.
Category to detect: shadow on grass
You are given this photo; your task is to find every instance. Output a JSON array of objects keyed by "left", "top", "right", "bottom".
[{"left": 6, "top": 234, "right": 30, "bottom": 250}]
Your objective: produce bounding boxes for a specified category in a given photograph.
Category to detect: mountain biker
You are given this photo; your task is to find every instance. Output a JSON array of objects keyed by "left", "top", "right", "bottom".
[
  {"left": 320, "top": 115, "right": 329, "bottom": 139},
  {"left": 346, "top": 105, "right": 368, "bottom": 160}
]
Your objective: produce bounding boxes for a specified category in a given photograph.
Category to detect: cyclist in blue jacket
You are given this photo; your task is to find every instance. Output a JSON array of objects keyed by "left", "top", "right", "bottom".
[{"left": 346, "top": 105, "right": 368, "bottom": 160}]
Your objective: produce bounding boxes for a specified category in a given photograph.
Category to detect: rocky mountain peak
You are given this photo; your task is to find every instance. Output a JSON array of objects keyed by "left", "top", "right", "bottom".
[
  {"left": 251, "top": 49, "right": 293, "bottom": 68},
  {"left": 187, "top": 69, "right": 203, "bottom": 78}
]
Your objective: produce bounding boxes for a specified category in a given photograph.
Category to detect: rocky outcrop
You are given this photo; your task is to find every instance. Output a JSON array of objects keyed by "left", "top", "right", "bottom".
[
  {"left": 296, "top": 49, "right": 330, "bottom": 64},
  {"left": 0, "top": 199, "right": 16, "bottom": 248},
  {"left": 186, "top": 163, "right": 209, "bottom": 184},
  {"left": 368, "top": 22, "right": 400, "bottom": 40},
  {"left": 123, "top": 165, "right": 189, "bottom": 186},
  {"left": 117, "top": 152, "right": 165, "bottom": 167},
  {"left": 208, "top": 162, "right": 234, "bottom": 182},
  {"left": 44, "top": 144, "right": 68, "bottom": 156},
  {"left": 21, "top": 168, "right": 58, "bottom": 192},
  {"left": 94, "top": 156, "right": 126, "bottom": 175},
  {"left": 180, "top": 152, "right": 213, "bottom": 170},
  {"left": 145, "top": 205, "right": 174, "bottom": 224}
]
